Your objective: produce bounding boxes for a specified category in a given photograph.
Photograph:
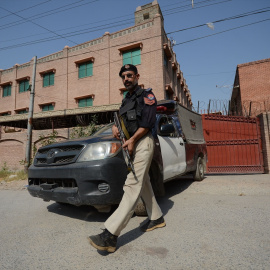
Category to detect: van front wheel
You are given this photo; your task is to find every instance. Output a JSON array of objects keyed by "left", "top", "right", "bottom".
[{"left": 134, "top": 198, "right": 147, "bottom": 216}]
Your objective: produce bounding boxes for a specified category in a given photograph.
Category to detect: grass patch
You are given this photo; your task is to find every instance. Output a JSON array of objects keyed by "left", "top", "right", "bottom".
[
  {"left": 0, "top": 162, "right": 9, "bottom": 180},
  {"left": 5, "top": 170, "right": 28, "bottom": 182},
  {"left": 0, "top": 163, "right": 28, "bottom": 182}
]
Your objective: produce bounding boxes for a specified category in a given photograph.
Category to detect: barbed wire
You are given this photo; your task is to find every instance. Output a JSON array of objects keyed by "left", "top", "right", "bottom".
[
  {"left": 193, "top": 98, "right": 270, "bottom": 116},
  {"left": 192, "top": 99, "right": 230, "bottom": 115},
  {"left": 235, "top": 98, "right": 270, "bottom": 117}
]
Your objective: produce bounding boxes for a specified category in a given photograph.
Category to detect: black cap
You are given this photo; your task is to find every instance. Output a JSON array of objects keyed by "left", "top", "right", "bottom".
[{"left": 119, "top": 64, "right": 138, "bottom": 77}]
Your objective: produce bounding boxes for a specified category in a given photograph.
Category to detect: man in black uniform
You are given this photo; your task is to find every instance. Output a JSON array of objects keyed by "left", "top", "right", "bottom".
[{"left": 88, "top": 64, "right": 165, "bottom": 253}]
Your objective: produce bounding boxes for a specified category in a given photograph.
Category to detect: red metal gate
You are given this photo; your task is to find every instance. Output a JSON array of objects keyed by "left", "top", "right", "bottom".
[{"left": 202, "top": 114, "right": 264, "bottom": 174}]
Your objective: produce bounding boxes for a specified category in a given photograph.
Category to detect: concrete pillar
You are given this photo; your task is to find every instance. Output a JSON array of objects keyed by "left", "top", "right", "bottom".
[{"left": 258, "top": 112, "right": 270, "bottom": 173}]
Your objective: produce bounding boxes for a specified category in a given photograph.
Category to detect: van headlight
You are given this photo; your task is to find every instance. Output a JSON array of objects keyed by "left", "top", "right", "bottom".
[{"left": 77, "top": 142, "right": 121, "bottom": 162}]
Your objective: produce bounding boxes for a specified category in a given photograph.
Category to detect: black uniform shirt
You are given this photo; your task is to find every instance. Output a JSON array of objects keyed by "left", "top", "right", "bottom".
[{"left": 123, "top": 85, "right": 157, "bottom": 130}]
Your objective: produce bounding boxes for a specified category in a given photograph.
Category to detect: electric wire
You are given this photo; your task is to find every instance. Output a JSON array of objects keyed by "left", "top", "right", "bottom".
[
  {"left": 0, "top": 0, "right": 100, "bottom": 30},
  {"left": 0, "top": 0, "right": 228, "bottom": 32},
  {"left": 163, "top": 0, "right": 231, "bottom": 15},
  {"left": 8, "top": 14, "right": 267, "bottom": 110},
  {"left": 175, "top": 17, "right": 270, "bottom": 46},
  {"left": 0, "top": 0, "right": 240, "bottom": 81},
  {"left": 0, "top": 20, "right": 133, "bottom": 50},
  {"left": 16, "top": 15, "right": 267, "bottom": 105},
  {"left": 0, "top": 5, "right": 97, "bottom": 48},
  {"left": 19, "top": 16, "right": 270, "bottom": 74},
  {"left": 0, "top": 4, "right": 269, "bottom": 52},
  {"left": 0, "top": 0, "right": 52, "bottom": 21},
  {"left": 0, "top": 0, "right": 269, "bottom": 107},
  {"left": 0, "top": 0, "right": 202, "bottom": 44},
  {"left": 4, "top": 15, "right": 269, "bottom": 88},
  {"left": 0, "top": 0, "right": 193, "bottom": 29},
  {"left": 167, "top": 6, "right": 270, "bottom": 34}
]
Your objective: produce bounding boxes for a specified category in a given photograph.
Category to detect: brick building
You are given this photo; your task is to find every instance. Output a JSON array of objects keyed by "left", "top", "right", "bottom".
[
  {"left": 230, "top": 58, "right": 270, "bottom": 173},
  {"left": 0, "top": 1, "right": 193, "bottom": 170},
  {"left": 230, "top": 58, "right": 270, "bottom": 116}
]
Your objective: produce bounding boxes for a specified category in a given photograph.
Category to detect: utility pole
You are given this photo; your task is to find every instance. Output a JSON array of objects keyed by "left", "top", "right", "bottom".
[{"left": 25, "top": 56, "right": 37, "bottom": 171}]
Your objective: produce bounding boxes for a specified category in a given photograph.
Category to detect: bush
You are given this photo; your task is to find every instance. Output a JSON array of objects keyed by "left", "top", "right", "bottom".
[
  {"left": 13, "top": 170, "right": 28, "bottom": 181},
  {"left": 70, "top": 115, "right": 101, "bottom": 139},
  {"left": 0, "top": 162, "right": 9, "bottom": 178}
]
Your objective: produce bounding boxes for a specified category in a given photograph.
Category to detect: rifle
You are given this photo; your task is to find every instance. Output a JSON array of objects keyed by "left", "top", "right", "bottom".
[{"left": 113, "top": 112, "right": 136, "bottom": 177}]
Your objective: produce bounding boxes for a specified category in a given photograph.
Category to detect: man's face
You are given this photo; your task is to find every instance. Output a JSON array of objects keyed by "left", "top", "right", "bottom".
[{"left": 121, "top": 71, "right": 139, "bottom": 91}]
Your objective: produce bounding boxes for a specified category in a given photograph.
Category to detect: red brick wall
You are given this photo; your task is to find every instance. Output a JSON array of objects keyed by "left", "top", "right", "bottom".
[{"left": 238, "top": 59, "right": 270, "bottom": 116}]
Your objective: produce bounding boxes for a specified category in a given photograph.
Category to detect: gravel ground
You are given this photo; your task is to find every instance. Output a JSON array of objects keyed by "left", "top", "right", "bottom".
[{"left": 0, "top": 179, "right": 28, "bottom": 190}]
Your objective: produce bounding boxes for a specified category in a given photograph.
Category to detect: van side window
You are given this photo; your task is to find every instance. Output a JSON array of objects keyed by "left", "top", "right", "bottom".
[{"left": 158, "top": 116, "right": 180, "bottom": 138}]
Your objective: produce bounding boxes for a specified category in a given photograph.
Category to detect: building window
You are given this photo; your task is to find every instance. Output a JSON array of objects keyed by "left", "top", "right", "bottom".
[
  {"left": 164, "top": 54, "right": 168, "bottom": 67},
  {"left": 165, "top": 91, "right": 171, "bottom": 100},
  {"left": 43, "top": 72, "right": 54, "bottom": 87},
  {"left": 42, "top": 103, "right": 54, "bottom": 111},
  {"left": 123, "top": 90, "right": 128, "bottom": 98},
  {"left": 78, "top": 61, "right": 93, "bottom": 78},
  {"left": 0, "top": 112, "right": 10, "bottom": 116},
  {"left": 19, "top": 79, "right": 29, "bottom": 93},
  {"left": 3, "top": 85, "right": 11, "bottom": 97},
  {"left": 143, "top": 13, "right": 150, "bottom": 20},
  {"left": 17, "top": 109, "right": 28, "bottom": 114},
  {"left": 123, "top": 48, "right": 141, "bottom": 65},
  {"left": 78, "top": 97, "right": 93, "bottom": 108}
]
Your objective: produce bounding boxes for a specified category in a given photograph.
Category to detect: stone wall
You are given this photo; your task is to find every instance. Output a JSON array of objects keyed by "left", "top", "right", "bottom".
[{"left": 0, "top": 127, "right": 69, "bottom": 171}]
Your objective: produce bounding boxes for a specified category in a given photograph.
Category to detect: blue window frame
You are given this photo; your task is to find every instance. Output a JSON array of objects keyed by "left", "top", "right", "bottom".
[{"left": 123, "top": 48, "right": 141, "bottom": 65}]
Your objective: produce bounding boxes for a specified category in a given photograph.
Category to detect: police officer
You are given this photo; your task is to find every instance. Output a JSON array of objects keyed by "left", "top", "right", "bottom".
[{"left": 88, "top": 64, "right": 165, "bottom": 253}]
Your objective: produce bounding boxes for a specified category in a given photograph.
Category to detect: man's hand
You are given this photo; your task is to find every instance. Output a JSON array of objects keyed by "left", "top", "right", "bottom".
[
  {"left": 122, "top": 127, "right": 149, "bottom": 156},
  {"left": 122, "top": 137, "right": 135, "bottom": 156},
  {"left": 112, "top": 125, "right": 120, "bottom": 140}
]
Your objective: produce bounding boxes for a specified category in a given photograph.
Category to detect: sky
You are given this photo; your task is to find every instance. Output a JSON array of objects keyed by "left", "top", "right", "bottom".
[{"left": 0, "top": 0, "right": 269, "bottom": 113}]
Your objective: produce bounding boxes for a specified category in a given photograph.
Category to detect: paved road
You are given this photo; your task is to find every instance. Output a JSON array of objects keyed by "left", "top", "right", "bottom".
[{"left": 0, "top": 174, "right": 270, "bottom": 270}]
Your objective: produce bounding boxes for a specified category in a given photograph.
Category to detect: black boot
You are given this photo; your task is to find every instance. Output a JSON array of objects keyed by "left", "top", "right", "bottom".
[
  {"left": 88, "top": 229, "right": 118, "bottom": 253},
  {"left": 140, "top": 216, "right": 166, "bottom": 232}
]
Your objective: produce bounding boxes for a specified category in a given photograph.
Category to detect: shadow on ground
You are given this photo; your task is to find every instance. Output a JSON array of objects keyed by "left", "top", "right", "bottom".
[
  {"left": 47, "top": 175, "right": 196, "bottom": 222},
  {"left": 47, "top": 175, "right": 198, "bottom": 254}
]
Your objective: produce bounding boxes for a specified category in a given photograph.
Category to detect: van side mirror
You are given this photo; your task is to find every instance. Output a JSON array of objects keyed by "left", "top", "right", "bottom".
[{"left": 159, "top": 124, "right": 175, "bottom": 136}]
